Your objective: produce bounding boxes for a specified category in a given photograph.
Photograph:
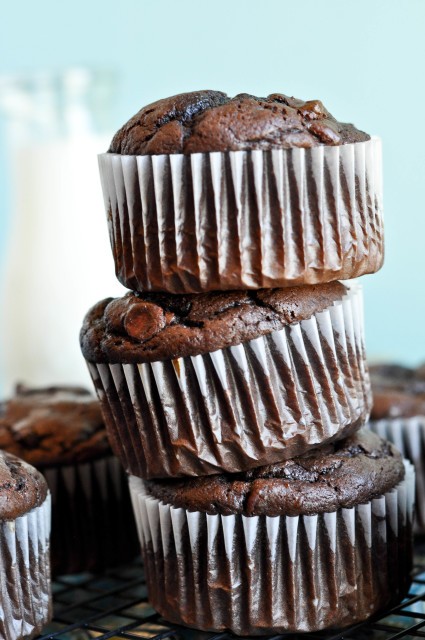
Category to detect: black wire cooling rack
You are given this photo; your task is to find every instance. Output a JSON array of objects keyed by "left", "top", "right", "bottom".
[{"left": 38, "top": 541, "right": 425, "bottom": 640}]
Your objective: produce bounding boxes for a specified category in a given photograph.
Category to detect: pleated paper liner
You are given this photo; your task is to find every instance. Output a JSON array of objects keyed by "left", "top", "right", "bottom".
[
  {"left": 87, "top": 284, "right": 371, "bottom": 479},
  {"left": 370, "top": 417, "right": 425, "bottom": 533},
  {"left": 0, "top": 492, "right": 51, "bottom": 640},
  {"left": 43, "top": 456, "right": 139, "bottom": 576},
  {"left": 98, "top": 137, "right": 383, "bottom": 294},
  {"left": 129, "top": 461, "right": 414, "bottom": 636}
]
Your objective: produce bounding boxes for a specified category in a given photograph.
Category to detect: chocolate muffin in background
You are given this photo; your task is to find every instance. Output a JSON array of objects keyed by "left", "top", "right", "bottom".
[
  {"left": 369, "top": 363, "right": 425, "bottom": 532},
  {"left": 370, "top": 363, "right": 425, "bottom": 419},
  {"left": 99, "top": 89, "right": 383, "bottom": 293},
  {"left": 81, "top": 281, "right": 371, "bottom": 479},
  {"left": 0, "top": 449, "right": 52, "bottom": 639},
  {"left": 0, "top": 385, "right": 139, "bottom": 575},
  {"left": 130, "top": 430, "right": 414, "bottom": 635}
]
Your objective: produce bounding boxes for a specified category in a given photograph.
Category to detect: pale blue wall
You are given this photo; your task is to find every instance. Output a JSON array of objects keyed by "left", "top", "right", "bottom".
[{"left": 1, "top": 0, "right": 424, "bottom": 364}]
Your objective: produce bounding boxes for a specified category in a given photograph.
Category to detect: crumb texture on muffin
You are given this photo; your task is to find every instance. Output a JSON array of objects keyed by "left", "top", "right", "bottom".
[
  {"left": 80, "top": 282, "right": 347, "bottom": 363},
  {"left": 109, "top": 90, "right": 370, "bottom": 155},
  {"left": 0, "top": 385, "right": 110, "bottom": 467},
  {"left": 0, "top": 449, "right": 48, "bottom": 520},
  {"left": 146, "top": 430, "right": 405, "bottom": 516}
]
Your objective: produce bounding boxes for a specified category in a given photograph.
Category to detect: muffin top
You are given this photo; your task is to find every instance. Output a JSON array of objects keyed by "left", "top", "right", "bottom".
[
  {"left": 80, "top": 281, "right": 347, "bottom": 364},
  {"left": 146, "top": 430, "right": 404, "bottom": 517},
  {"left": 371, "top": 363, "right": 425, "bottom": 419},
  {"left": 0, "top": 385, "right": 110, "bottom": 468},
  {"left": 0, "top": 449, "right": 48, "bottom": 520},
  {"left": 108, "top": 90, "right": 370, "bottom": 156}
]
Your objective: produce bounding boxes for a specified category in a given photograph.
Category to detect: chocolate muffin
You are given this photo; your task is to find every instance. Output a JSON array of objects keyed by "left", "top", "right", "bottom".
[
  {"left": 0, "top": 450, "right": 51, "bottom": 639},
  {"left": 145, "top": 431, "right": 405, "bottom": 516},
  {"left": 81, "top": 282, "right": 371, "bottom": 478},
  {"left": 369, "top": 363, "right": 425, "bottom": 532},
  {"left": 99, "top": 89, "right": 383, "bottom": 293},
  {"left": 370, "top": 363, "right": 425, "bottom": 420},
  {"left": 109, "top": 91, "right": 369, "bottom": 155},
  {"left": 130, "top": 430, "right": 414, "bottom": 634},
  {"left": 0, "top": 385, "right": 139, "bottom": 575},
  {"left": 0, "top": 385, "right": 110, "bottom": 466}
]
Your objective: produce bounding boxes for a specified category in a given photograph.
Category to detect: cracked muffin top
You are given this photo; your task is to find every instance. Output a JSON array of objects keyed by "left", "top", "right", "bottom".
[
  {"left": 0, "top": 449, "right": 48, "bottom": 520},
  {"left": 0, "top": 385, "right": 110, "bottom": 468},
  {"left": 80, "top": 281, "right": 347, "bottom": 363},
  {"left": 146, "top": 430, "right": 405, "bottom": 516},
  {"left": 108, "top": 90, "right": 370, "bottom": 156}
]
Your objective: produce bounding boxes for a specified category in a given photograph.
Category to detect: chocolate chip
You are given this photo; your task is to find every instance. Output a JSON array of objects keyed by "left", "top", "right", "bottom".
[{"left": 124, "top": 301, "right": 166, "bottom": 342}]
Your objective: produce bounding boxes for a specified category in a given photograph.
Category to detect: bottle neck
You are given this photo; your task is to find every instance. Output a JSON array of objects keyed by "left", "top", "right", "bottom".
[{"left": 0, "top": 68, "right": 116, "bottom": 144}]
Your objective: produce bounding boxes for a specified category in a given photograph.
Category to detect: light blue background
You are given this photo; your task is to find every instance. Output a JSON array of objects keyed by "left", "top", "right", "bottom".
[{"left": 1, "top": 0, "right": 424, "bottom": 364}]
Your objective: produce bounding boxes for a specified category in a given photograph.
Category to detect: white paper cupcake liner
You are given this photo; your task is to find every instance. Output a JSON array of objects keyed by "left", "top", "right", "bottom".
[
  {"left": 0, "top": 492, "right": 51, "bottom": 640},
  {"left": 43, "top": 456, "right": 139, "bottom": 575},
  {"left": 370, "top": 417, "right": 425, "bottom": 533},
  {"left": 98, "top": 137, "right": 383, "bottom": 293},
  {"left": 129, "top": 461, "right": 414, "bottom": 635},
  {"left": 87, "top": 284, "right": 371, "bottom": 479}
]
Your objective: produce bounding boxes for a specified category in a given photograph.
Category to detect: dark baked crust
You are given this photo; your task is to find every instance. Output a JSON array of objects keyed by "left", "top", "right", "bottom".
[
  {"left": 145, "top": 430, "right": 404, "bottom": 516},
  {"left": 371, "top": 363, "right": 425, "bottom": 419},
  {"left": 0, "top": 450, "right": 48, "bottom": 520},
  {"left": 109, "top": 90, "right": 370, "bottom": 155},
  {"left": 80, "top": 282, "right": 347, "bottom": 364},
  {"left": 0, "top": 385, "right": 110, "bottom": 467}
]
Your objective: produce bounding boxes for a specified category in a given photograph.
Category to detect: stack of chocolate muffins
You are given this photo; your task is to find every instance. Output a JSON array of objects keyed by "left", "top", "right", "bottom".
[{"left": 80, "top": 91, "right": 415, "bottom": 634}]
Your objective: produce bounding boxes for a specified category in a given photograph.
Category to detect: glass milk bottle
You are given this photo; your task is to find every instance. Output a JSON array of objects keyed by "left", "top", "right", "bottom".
[{"left": 0, "top": 69, "right": 125, "bottom": 395}]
